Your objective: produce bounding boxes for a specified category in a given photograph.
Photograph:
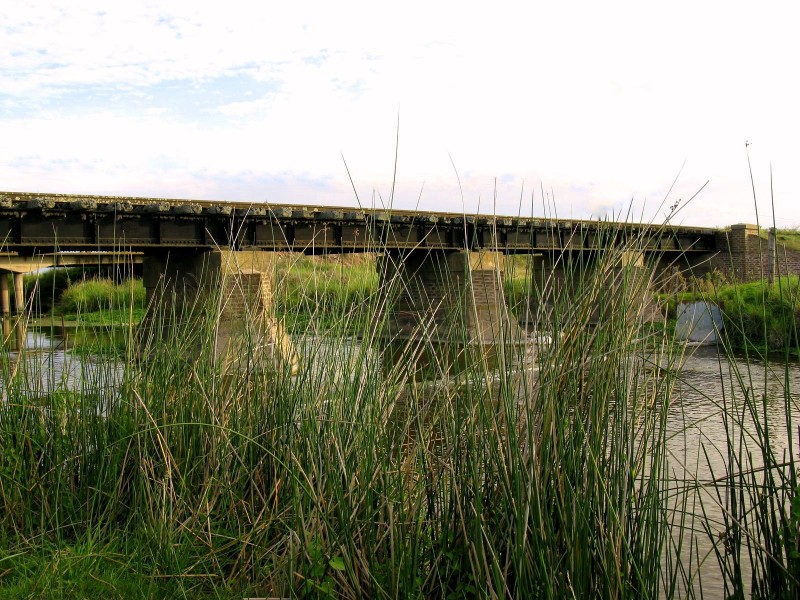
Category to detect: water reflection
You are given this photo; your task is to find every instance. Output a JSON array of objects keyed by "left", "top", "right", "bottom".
[
  {"left": 666, "top": 345, "right": 799, "bottom": 598},
  {"left": 1, "top": 327, "right": 124, "bottom": 401}
]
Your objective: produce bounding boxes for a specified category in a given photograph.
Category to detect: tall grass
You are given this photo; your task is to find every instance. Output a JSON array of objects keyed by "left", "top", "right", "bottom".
[
  {"left": 58, "top": 277, "right": 146, "bottom": 316},
  {"left": 685, "top": 258, "right": 800, "bottom": 598},
  {"left": 0, "top": 218, "right": 797, "bottom": 598}
]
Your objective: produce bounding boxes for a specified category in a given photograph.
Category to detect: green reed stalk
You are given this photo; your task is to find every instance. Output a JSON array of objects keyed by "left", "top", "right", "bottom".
[{"left": 1, "top": 219, "right": 765, "bottom": 598}]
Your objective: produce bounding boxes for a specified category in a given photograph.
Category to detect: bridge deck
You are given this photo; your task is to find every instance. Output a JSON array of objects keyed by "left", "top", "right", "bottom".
[{"left": 1, "top": 191, "right": 717, "bottom": 254}]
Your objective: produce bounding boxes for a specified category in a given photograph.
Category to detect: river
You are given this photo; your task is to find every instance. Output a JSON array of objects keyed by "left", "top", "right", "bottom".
[{"left": 2, "top": 330, "right": 797, "bottom": 597}]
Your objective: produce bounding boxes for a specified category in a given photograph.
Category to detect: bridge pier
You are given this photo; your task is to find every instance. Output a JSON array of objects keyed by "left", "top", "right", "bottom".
[
  {"left": 378, "top": 249, "right": 524, "bottom": 378},
  {"left": 140, "top": 250, "right": 298, "bottom": 372},
  {"left": 527, "top": 249, "right": 655, "bottom": 326},
  {"left": 1, "top": 271, "right": 26, "bottom": 349},
  {"left": 1, "top": 273, "right": 10, "bottom": 345}
]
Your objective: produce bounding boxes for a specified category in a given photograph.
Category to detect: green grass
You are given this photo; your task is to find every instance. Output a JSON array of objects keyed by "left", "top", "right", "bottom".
[
  {"left": 1, "top": 225, "right": 798, "bottom": 598},
  {"left": 760, "top": 227, "right": 800, "bottom": 253},
  {"left": 715, "top": 276, "right": 800, "bottom": 353},
  {"left": 21, "top": 267, "right": 105, "bottom": 314},
  {"left": 274, "top": 253, "right": 379, "bottom": 335},
  {"left": 57, "top": 278, "right": 146, "bottom": 315},
  {"left": 661, "top": 275, "right": 800, "bottom": 354}
]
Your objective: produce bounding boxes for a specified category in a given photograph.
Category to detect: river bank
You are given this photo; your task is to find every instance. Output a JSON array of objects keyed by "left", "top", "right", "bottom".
[{"left": 663, "top": 275, "right": 800, "bottom": 356}]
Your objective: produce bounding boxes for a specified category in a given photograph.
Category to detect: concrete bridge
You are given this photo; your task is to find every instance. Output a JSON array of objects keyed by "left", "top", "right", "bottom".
[{"left": 0, "top": 190, "right": 773, "bottom": 370}]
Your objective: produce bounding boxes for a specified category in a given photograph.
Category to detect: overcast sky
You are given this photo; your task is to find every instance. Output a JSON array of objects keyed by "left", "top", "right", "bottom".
[{"left": 2, "top": 1, "right": 798, "bottom": 227}]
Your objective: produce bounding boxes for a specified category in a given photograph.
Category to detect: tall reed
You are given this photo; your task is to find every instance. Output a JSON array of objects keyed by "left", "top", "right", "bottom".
[{"left": 0, "top": 216, "right": 795, "bottom": 598}]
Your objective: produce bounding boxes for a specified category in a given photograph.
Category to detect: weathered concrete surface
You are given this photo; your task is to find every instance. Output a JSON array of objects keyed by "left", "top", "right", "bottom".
[
  {"left": 675, "top": 302, "right": 723, "bottom": 344},
  {"left": 0, "top": 272, "right": 27, "bottom": 349},
  {"left": 0, "top": 190, "right": 718, "bottom": 255},
  {"left": 141, "top": 250, "right": 298, "bottom": 372},
  {"left": 526, "top": 249, "right": 657, "bottom": 325},
  {"left": 379, "top": 249, "right": 525, "bottom": 376}
]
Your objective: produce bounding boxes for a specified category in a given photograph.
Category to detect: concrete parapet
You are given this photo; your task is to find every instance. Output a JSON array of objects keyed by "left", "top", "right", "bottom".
[
  {"left": 378, "top": 249, "right": 524, "bottom": 376},
  {"left": 140, "top": 250, "right": 297, "bottom": 372}
]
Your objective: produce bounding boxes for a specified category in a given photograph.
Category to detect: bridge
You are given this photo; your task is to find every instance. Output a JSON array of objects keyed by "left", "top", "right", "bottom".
[
  {"left": 0, "top": 190, "right": 759, "bottom": 370},
  {"left": 1, "top": 191, "right": 716, "bottom": 253}
]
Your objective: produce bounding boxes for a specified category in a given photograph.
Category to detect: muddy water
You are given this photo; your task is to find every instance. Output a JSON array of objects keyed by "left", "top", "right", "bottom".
[
  {"left": 1, "top": 328, "right": 125, "bottom": 400},
  {"left": 664, "top": 345, "right": 799, "bottom": 597}
]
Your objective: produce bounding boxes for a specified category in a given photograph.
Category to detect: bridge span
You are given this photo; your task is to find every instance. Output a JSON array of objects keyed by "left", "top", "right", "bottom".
[
  {"left": 1, "top": 191, "right": 717, "bottom": 254},
  {"left": 0, "top": 190, "right": 755, "bottom": 372}
]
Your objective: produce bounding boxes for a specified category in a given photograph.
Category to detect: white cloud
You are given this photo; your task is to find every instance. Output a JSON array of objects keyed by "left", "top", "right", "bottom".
[{"left": 1, "top": 1, "right": 799, "bottom": 226}]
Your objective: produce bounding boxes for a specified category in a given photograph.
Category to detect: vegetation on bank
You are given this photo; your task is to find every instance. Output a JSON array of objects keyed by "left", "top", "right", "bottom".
[
  {"left": 663, "top": 273, "right": 800, "bottom": 354},
  {"left": 2, "top": 230, "right": 798, "bottom": 598},
  {"left": 760, "top": 226, "right": 800, "bottom": 253}
]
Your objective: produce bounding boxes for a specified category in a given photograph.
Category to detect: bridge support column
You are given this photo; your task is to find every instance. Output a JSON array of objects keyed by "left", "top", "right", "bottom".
[
  {"left": 526, "top": 253, "right": 585, "bottom": 324},
  {"left": 1, "top": 273, "right": 10, "bottom": 346},
  {"left": 0, "top": 272, "right": 27, "bottom": 350},
  {"left": 12, "top": 273, "right": 25, "bottom": 348},
  {"left": 378, "top": 249, "right": 524, "bottom": 377},
  {"left": 140, "top": 250, "right": 298, "bottom": 372},
  {"left": 13, "top": 273, "right": 24, "bottom": 314},
  {"left": 0, "top": 273, "right": 9, "bottom": 317},
  {"left": 598, "top": 250, "right": 659, "bottom": 322},
  {"left": 528, "top": 250, "right": 656, "bottom": 326}
]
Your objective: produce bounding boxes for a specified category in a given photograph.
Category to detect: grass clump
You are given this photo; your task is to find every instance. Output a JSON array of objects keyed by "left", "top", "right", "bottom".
[
  {"left": 274, "top": 253, "right": 379, "bottom": 334},
  {"left": 57, "top": 278, "right": 146, "bottom": 316},
  {"left": 663, "top": 275, "right": 800, "bottom": 353},
  {"left": 21, "top": 267, "right": 102, "bottom": 313},
  {"left": 714, "top": 276, "right": 800, "bottom": 352},
  {"left": 759, "top": 226, "right": 800, "bottom": 253}
]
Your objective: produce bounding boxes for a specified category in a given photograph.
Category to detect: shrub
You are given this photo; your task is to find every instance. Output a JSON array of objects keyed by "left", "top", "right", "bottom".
[
  {"left": 58, "top": 278, "right": 146, "bottom": 315},
  {"left": 715, "top": 277, "right": 800, "bottom": 351}
]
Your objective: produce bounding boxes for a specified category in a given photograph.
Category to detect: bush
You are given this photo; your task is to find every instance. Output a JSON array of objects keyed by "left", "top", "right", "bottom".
[
  {"left": 58, "top": 278, "right": 146, "bottom": 315},
  {"left": 23, "top": 267, "right": 103, "bottom": 312},
  {"left": 715, "top": 277, "right": 800, "bottom": 351}
]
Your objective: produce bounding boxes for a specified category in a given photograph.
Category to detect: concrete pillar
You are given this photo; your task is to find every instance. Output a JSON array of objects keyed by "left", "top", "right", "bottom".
[
  {"left": 0, "top": 272, "right": 28, "bottom": 349},
  {"left": 526, "top": 252, "right": 588, "bottom": 324},
  {"left": 13, "top": 273, "right": 24, "bottom": 313},
  {"left": 597, "top": 249, "right": 657, "bottom": 323},
  {"left": 0, "top": 273, "right": 10, "bottom": 346},
  {"left": 378, "top": 249, "right": 524, "bottom": 376},
  {"left": 528, "top": 249, "right": 655, "bottom": 326},
  {"left": 0, "top": 273, "right": 9, "bottom": 316},
  {"left": 140, "top": 250, "right": 298, "bottom": 372}
]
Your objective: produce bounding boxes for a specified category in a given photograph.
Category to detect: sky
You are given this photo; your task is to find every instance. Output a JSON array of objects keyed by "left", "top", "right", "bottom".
[{"left": 1, "top": 1, "right": 799, "bottom": 227}]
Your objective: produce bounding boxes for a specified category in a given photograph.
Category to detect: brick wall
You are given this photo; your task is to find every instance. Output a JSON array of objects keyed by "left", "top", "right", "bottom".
[{"left": 711, "top": 224, "right": 800, "bottom": 282}]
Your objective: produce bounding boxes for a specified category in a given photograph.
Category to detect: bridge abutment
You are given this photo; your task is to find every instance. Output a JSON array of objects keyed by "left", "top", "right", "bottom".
[
  {"left": 378, "top": 249, "right": 524, "bottom": 377},
  {"left": 140, "top": 250, "right": 297, "bottom": 372}
]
